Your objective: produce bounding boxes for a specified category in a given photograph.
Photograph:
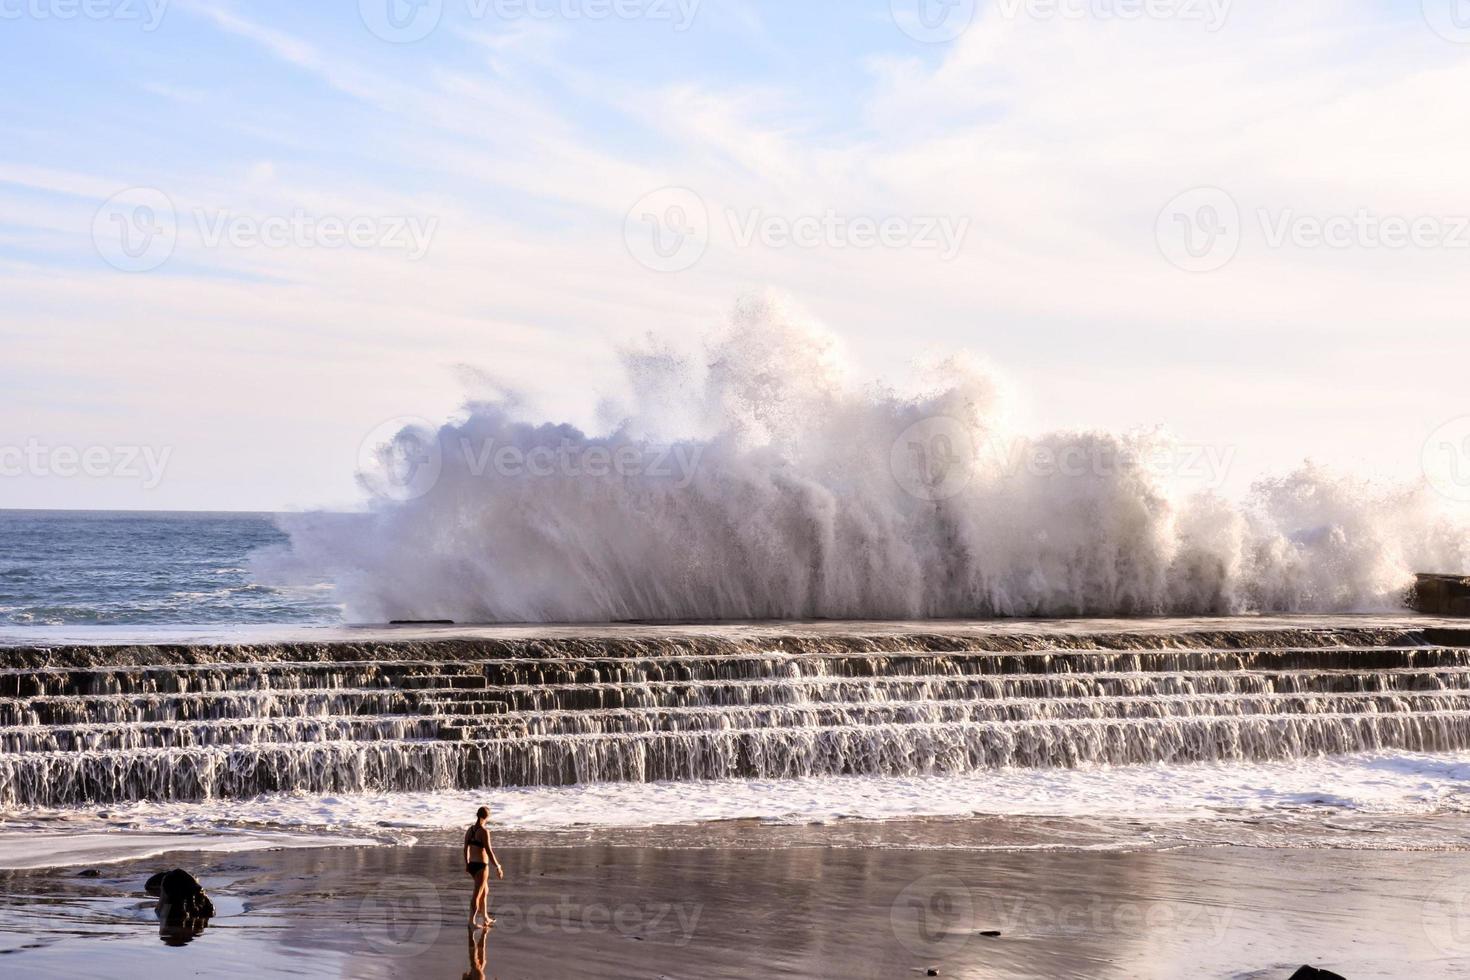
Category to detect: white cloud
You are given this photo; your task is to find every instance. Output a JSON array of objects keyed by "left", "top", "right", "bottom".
[{"left": 3, "top": 0, "right": 1466, "bottom": 509}]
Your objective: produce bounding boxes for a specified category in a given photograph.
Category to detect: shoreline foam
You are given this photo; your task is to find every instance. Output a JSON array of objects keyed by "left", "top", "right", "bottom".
[{"left": 6, "top": 751, "right": 1470, "bottom": 870}]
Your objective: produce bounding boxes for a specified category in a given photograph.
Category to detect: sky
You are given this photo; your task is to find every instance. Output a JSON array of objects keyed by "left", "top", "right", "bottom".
[{"left": 1, "top": 0, "right": 1467, "bottom": 511}]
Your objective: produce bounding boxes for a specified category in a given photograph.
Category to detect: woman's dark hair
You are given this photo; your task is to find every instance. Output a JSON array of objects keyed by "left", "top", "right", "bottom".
[{"left": 477, "top": 806, "right": 489, "bottom": 820}]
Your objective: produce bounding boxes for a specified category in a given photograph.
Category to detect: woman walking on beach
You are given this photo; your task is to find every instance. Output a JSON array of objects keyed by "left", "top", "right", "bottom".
[{"left": 464, "top": 805, "right": 504, "bottom": 928}]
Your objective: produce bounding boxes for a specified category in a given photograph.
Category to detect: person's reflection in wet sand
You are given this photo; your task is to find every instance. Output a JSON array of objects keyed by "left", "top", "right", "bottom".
[{"left": 462, "top": 924, "right": 490, "bottom": 980}]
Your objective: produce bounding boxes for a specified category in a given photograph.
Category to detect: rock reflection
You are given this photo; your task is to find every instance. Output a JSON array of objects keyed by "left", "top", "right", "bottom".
[{"left": 144, "top": 869, "right": 215, "bottom": 947}]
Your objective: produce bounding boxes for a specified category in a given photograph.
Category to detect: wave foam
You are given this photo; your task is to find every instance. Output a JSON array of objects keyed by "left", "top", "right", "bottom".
[
  {"left": 9, "top": 753, "right": 1470, "bottom": 866},
  {"left": 258, "top": 297, "right": 1470, "bottom": 622}
]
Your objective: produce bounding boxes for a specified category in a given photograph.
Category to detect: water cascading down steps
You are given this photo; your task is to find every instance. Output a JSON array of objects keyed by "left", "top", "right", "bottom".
[{"left": 2, "top": 625, "right": 1469, "bottom": 807}]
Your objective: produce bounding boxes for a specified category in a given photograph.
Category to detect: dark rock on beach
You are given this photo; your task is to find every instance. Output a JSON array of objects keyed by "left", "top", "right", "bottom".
[
  {"left": 1288, "top": 966, "right": 1346, "bottom": 980},
  {"left": 144, "top": 869, "right": 216, "bottom": 920}
]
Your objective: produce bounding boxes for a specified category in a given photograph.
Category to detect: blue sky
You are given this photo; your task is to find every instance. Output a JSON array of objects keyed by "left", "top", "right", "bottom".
[{"left": 2, "top": 0, "right": 1468, "bottom": 510}]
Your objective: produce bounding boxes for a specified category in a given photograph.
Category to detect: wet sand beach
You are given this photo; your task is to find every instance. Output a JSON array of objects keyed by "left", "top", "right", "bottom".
[{"left": 3, "top": 820, "right": 1469, "bottom": 979}]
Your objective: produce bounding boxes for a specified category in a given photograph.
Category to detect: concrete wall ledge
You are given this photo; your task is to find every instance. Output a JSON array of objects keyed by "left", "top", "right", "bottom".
[{"left": 1412, "top": 574, "right": 1470, "bottom": 617}]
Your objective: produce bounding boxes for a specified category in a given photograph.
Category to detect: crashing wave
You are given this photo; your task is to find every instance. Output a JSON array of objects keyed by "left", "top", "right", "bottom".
[{"left": 256, "top": 296, "right": 1469, "bottom": 623}]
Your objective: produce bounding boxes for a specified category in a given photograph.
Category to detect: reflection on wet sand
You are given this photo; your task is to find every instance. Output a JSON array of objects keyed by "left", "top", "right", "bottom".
[
  {"left": 314, "top": 831, "right": 1470, "bottom": 980},
  {"left": 144, "top": 869, "right": 215, "bottom": 948},
  {"left": 155, "top": 899, "right": 209, "bottom": 947},
  {"left": 1, "top": 823, "right": 1468, "bottom": 978},
  {"left": 463, "top": 924, "right": 489, "bottom": 980}
]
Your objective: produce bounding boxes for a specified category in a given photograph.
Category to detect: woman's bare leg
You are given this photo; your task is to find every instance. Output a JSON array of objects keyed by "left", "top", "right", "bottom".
[{"left": 469, "top": 869, "right": 487, "bottom": 925}]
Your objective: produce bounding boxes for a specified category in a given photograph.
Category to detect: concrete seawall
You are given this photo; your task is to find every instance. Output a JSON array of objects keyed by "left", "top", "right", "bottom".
[{"left": 1412, "top": 574, "right": 1470, "bottom": 617}]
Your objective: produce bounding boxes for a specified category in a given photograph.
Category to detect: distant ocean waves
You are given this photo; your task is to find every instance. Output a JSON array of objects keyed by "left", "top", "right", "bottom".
[{"left": 0, "top": 511, "right": 340, "bottom": 626}]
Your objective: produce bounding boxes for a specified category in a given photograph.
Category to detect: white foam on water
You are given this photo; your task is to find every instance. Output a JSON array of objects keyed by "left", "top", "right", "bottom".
[
  {"left": 221, "top": 751, "right": 1470, "bottom": 831},
  {"left": 9, "top": 751, "right": 1467, "bottom": 867},
  {"left": 257, "top": 297, "right": 1470, "bottom": 623},
  {"left": 0, "top": 827, "right": 382, "bottom": 871}
]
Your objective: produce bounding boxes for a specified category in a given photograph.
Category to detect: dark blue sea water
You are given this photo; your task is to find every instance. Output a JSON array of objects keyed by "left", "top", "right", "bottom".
[{"left": 0, "top": 511, "right": 339, "bottom": 626}]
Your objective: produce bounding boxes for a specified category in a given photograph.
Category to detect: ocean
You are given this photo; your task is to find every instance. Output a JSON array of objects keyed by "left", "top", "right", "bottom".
[{"left": 0, "top": 511, "right": 339, "bottom": 627}]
